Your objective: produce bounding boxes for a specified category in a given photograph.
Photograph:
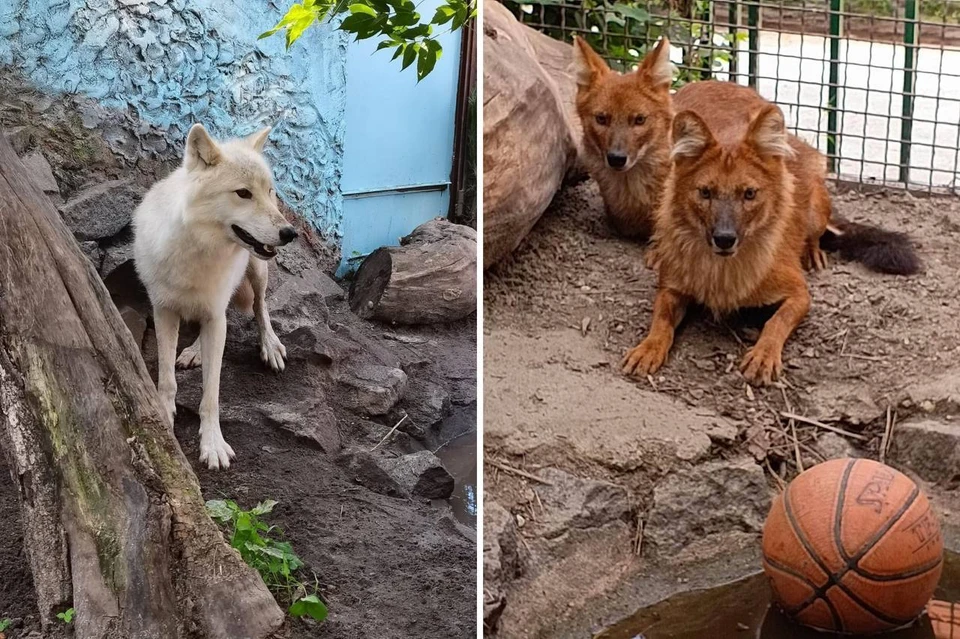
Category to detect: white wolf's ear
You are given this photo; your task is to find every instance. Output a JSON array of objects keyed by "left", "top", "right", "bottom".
[
  {"left": 672, "top": 110, "right": 715, "bottom": 159},
  {"left": 746, "top": 105, "right": 794, "bottom": 159},
  {"left": 246, "top": 127, "right": 272, "bottom": 153},
  {"left": 572, "top": 36, "right": 610, "bottom": 88},
  {"left": 185, "top": 124, "right": 221, "bottom": 170},
  {"left": 636, "top": 37, "right": 674, "bottom": 90}
]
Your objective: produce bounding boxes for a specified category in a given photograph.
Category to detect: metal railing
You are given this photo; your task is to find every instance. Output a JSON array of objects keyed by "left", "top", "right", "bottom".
[{"left": 505, "top": 0, "right": 960, "bottom": 193}]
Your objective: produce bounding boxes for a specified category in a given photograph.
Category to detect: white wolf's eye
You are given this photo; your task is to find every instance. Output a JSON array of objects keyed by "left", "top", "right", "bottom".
[{"left": 235, "top": 189, "right": 253, "bottom": 199}]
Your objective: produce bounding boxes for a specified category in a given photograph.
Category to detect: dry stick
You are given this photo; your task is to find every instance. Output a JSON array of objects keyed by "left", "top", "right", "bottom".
[
  {"left": 844, "top": 353, "right": 885, "bottom": 362},
  {"left": 791, "top": 420, "right": 804, "bottom": 473},
  {"left": 779, "top": 412, "right": 869, "bottom": 441},
  {"left": 485, "top": 459, "right": 555, "bottom": 486},
  {"left": 370, "top": 414, "right": 409, "bottom": 452},
  {"left": 765, "top": 458, "right": 787, "bottom": 491},
  {"left": 634, "top": 518, "right": 645, "bottom": 556}
]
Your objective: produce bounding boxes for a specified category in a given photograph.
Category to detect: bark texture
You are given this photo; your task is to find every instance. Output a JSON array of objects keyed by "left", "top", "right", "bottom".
[{"left": 0, "top": 135, "right": 284, "bottom": 639}]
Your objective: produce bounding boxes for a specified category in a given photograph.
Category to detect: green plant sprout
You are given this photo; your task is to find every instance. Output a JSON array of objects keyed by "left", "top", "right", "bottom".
[
  {"left": 261, "top": 0, "right": 477, "bottom": 81},
  {"left": 56, "top": 608, "right": 75, "bottom": 624},
  {"left": 0, "top": 619, "right": 11, "bottom": 632},
  {"left": 206, "top": 499, "right": 328, "bottom": 622}
]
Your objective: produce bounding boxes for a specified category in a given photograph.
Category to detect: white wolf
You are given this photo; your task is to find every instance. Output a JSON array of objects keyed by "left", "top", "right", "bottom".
[{"left": 133, "top": 123, "right": 298, "bottom": 470}]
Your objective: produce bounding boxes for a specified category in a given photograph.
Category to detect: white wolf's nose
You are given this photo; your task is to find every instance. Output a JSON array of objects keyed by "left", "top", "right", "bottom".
[{"left": 279, "top": 226, "right": 298, "bottom": 245}]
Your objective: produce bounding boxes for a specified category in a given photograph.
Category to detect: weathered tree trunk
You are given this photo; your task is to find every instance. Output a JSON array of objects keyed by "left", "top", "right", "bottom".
[
  {"left": 349, "top": 218, "right": 476, "bottom": 325},
  {"left": 0, "top": 136, "right": 284, "bottom": 638}
]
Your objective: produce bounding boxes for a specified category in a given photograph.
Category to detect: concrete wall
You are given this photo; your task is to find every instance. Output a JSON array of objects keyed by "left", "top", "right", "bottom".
[{"left": 0, "top": 0, "right": 348, "bottom": 237}]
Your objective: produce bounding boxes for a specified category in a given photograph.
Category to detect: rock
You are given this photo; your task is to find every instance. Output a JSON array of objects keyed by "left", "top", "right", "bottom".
[
  {"left": 438, "top": 513, "right": 477, "bottom": 544},
  {"left": 256, "top": 397, "right": 342, "bottom": 454},
  {"left": 483, "top": 2, "right": 577, "bottom": 267},
  {"left": 645, "top": 457, "right": 772, "bottom": 558},
  {"left": 59, "top": 179, "right": 142, "bottom": 240},
  {"left": 535, "top": 468, "right": 631, "bottom": 539},
  {"left": 118, "top": 305, "right": 147, "bottom": 349},
  {"left": 379, "top": 450, "right": 454, "bottom": 499},
  {"left": 395, "top": 379, "right": 451, "bottom": 439},
  {"left": 336, "top": 447, "right": 406, "bottom": 497},
  {"left": 100, "top": 235, "right": 135, "bottom": 280},
  {"left": 483, "top": 501, "right": 522, "bottom": 632},
  {"left": 19, "top": 150, "right": 59, "bottom": 194},
  {"left": 79, "top": 240, "right": 103, "bottom": 269},
  {"left": 892, "top": 420, "right": 960, "bottom": 485},
  {"left": 337, "top": 365, "right": 407, "bottom": 416},
  {"left": 815, "top": 432, "right": 858, "bottom": 460}
]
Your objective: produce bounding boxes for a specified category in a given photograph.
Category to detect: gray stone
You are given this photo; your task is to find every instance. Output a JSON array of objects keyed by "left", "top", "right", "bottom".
[
  {"left": 79, "top": 241, "right": 103, "bottom": 269},
  {"left": 483, "top": 501, "right": 522, "bottom": 631},
  {"left": 20, "top": 150, "right": 59, "bottom": 194},
  {"left": 380, "top": 450, "right": 454, "bottom": 499},
  {"left": 256, "top": 397, "right": 341, "bottom": 454},
  {"left": 336, "top": 447, "right": 406, "bottom": 497},
  {"left": 60, "top": 179, "right": 142, "bottom": 240},
  {"left": 395, "top": 380, "right": 452, "bottom": 439},
  {"left": 815, "top": 432, "right": 858, "bottom": 461},
  {"left": 535, "top": 468, "right": 631, "bottom": 539},
  {"left": 338, "top": 365, "right": 407, "bottom": 416},
  {"left": 100, "top": 237, "right": 135, "bottom": 281},
  {"left": 892, "top": 420, "right": 960, "bottom": 485},
  {"left": 118, "top": 305, "right": 147, "bottom": 350},
  {"left": 645, "top": 457, "right": 772, "bottom": 558}
]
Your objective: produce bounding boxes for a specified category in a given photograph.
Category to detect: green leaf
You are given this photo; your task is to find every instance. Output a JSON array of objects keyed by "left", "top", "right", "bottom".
[
  {"left": 417, "top": 40, "right": 441, "bottom": 81},
  {"left": 391, "top": 43, "right": 406, "bottom": 60},
  {"left": 390, "top": 9, "right": 421, "bottom": 26},
  {"left": 431, "top": 4, "right": 456, "bottom": 24},
  {"left": 289, "top": 595, "right": 329, "bottom": 622},
  {"left": 205, "top": 499, "right": 234, "bottom": 523},
  {"left": 348, "top": 3, "right": 378, "bottom": 16},
  {"left": 610, "top": 4, "right": 650, "bottom": 23},
  {"left": 401, "top": 43, "right": 417, "bottom": 70},
  {"left": 376, "top": 39, "right": 402, "bottom": 50},
  {"left": 251, "top": 499, "right": 278, "bottom": 516}
]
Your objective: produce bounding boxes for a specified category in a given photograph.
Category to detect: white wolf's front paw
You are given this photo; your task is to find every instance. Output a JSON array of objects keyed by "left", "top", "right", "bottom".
[
  {"left": 260, "top": 331, "right": 287, "bottom": 372},
  {"left": 199, "top": 424, "right": 236, "bottom": 470},
  {"left": 175, "top": 341, "right": 202, "bottom": 369}
]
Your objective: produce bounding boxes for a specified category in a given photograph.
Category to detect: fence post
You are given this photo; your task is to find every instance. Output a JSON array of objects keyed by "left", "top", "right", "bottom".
[
  {"left": 747, "top": 0, "right": 760, "bottom": 88},
  {"left": 899, "top": 0, "right": 918, "bottom": 185},
  {"left": 827, "top": 0, "right": 843, "bottom": 174}
]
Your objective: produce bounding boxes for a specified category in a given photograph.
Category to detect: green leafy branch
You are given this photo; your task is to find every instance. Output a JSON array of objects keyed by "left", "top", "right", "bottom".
[
  {"left": 261, "top": 0, "right": 476, "bottom": 81},
  {"left": 206, "top": 499, "right": 328, "bottom": 623}
]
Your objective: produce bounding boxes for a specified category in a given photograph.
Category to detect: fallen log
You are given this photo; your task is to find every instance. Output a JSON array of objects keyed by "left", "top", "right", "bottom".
[
  {"left": 349, "top": 218, "right": 476, "bottom": 325},
  {"left": 0, "top": 134, "right": 284, "bottom": 638}
]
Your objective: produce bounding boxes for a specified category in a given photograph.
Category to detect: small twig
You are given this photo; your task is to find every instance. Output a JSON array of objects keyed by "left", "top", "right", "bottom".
[
  {"left": 844, "top": 353, "right": 885, "bottom": 362},
  {"left": 780, "top": 412, "right": 869, "bottom": 441},
  {"left": 880, "top": 406, "right": 896, "bottom": 464},
  {"left": 790, "top": 419, "right": 804, "bottom": 473},
  {"left": 765, "top": 458, "right": 786, "bottom": 491},
  {"left": 634, "top": 518, "right": 645, "bottom": 556},
  {"left": 485, "top": 459, "right": 555, "bottom": 486},
  {"left": 370, "top": 415, "right": 409, "bottom": 451}
]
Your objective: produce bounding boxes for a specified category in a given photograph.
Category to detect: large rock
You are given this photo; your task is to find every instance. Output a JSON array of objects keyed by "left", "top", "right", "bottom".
[
  {"left": 60, "top": 179, "right": 142, "bottom": 240},
  {"left": 535, "top": 468, "right": 631, "bottom": 539},
  {"left": 256, "top": 397, "right": 342, "bottom": 454},
  {"left": 892, "top": 420, "right": 960, "bottom": 485},
  {"left": 336, "top": 447, "right": 407, "bottom": 498},
  {"left": 337, "top": 365, "right": 408, "bottom": 416},
  {"left": 379, "top": 450, "right": 455, "bottom": 499},
  {"left": 483, "top": 501, "right": 523, "bottom": 632},
  {"left": 20, "top": 150, "right": 59, "bottom": 195},
  {"left": 645, "top": 457, "right": 772, "bottom": 559},
  {"left": 483, "top": 2, "right": 578, "bottom": 267}
]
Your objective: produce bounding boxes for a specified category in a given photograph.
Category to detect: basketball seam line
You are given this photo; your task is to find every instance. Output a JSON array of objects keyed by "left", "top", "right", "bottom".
[{"left": 782, "top": 473, "right": 923, "bottom": 629}]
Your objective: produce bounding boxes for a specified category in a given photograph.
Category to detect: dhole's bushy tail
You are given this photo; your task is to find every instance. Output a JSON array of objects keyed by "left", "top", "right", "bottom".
[{"left": 820, "top": 218, "right": 921, "bottom": 275}]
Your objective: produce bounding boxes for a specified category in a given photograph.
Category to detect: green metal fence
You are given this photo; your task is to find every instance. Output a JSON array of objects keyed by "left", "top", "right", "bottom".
[{"left": 504, "top": 0, "right": 960, "bottom": 193}]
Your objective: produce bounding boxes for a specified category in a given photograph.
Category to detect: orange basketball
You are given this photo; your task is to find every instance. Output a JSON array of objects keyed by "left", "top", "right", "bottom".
[{"left": 762, "top": 458, "right": 943, "bottom": 634}]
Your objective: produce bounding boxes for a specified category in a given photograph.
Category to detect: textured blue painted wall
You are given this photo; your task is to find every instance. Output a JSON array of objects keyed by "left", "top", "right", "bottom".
[{"left": 0, "top": 0, "right": 348, "bottom": 238}]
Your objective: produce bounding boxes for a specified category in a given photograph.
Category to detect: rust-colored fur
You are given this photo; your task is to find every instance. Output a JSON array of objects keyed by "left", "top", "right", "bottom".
[
  {"left": 622, "top": 81, "right": 916, "bottom": 385},
  {"left": 573, "top": 37, "right": 674, "bottom": 238}
]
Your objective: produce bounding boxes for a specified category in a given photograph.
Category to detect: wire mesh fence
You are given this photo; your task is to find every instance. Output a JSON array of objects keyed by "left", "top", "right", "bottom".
[{"left": 504, "top": 0, "right": 960, "bottom": 193}]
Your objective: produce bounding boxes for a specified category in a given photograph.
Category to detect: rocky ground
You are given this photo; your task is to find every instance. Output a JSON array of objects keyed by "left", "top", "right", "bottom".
[
  {"left": 0, "top": 75, "right": 477, "bottom": 639},
  {"left": 483, "top": 178, "right": 960, "bottom": 638}
]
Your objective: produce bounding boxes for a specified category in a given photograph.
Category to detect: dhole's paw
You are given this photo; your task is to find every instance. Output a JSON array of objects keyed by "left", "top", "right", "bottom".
[
  {"left": 260, "top": 331, "right": 287, "bottom": 373},
  {"left": 175, "top": 342, "right": 202, "bottom": 369},
  {"left": 199, "top": 426, "right": 236, "bottom": 470},
  {"left": 805, "top": 246, "right": 828, "bottom": 272},
  {"left": 644, "top": 246, "right": 662, "bottom": 270},
  {"left": 740, "top": 342, "right": 783, "bottom": 386},
  {"left": 621, "top": 338, "right": 670, "bottom": 377}
]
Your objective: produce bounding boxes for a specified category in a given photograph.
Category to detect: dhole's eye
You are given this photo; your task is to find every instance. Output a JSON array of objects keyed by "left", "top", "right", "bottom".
[
  {"left": 744, "top": 188, "right": 757, "bottom": 200},
  {"left": 698, "top": 187, "right": 711, "bottom": 200},
  {"left": 595, "top": 113, "right": 610, "bottom": 126},
  {"left": 235, "top": 189, "right": 253, "bottom": 199},
  {"left": 633, "top": 115, "right": 646, "bottom": 126}
]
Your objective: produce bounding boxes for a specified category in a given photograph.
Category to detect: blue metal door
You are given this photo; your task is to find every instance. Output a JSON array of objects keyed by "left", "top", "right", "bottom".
[{"left": 338, "top": 8, "right": 462, "bottom": 276}]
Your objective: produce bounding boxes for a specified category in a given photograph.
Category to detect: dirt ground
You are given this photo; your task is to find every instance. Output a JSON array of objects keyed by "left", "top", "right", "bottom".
[{"left": 483, "top": 178, "right": 960, "bottom": 638}]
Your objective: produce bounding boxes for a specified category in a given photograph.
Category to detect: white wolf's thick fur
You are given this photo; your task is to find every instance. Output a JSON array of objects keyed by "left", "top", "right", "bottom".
[{"left": 134, "top": 124, "right": 297, "bottom": 470}]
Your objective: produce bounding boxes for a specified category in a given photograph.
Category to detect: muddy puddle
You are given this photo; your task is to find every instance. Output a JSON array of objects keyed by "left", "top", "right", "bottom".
[
  {"left": 433, "top": 407, "right": 478, "bottom": 528},
  {"left": 597, "top": 552, "right": 960, "bottom": 639}
]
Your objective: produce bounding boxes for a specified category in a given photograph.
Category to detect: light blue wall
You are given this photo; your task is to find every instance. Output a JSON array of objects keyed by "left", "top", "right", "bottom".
[
  {"left": 0, "top": 0, "right": 348, "bottom": 237},
  {"left": 338, "top": 0, "right": 461, "bottom": 276}
]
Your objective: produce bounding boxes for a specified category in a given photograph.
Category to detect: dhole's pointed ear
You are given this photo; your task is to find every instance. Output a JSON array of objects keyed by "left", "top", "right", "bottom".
[
  {"left": 572, "top": 36, "right": 610, "bottom": 88},
  {"left": 246, "top": 126, "right": 272, "bottom": 153},
  {"left": 746, "top": 105, "right": 794, "bottom": 159},
  {"left": 672, "top": 111, "right": 715, "bottom": 159},
  {"left": 185, "top": 124, "right": 221, "bottom": 170},
  {"left": 636, "top": 37, "right": 674, "bottom": 89}
]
